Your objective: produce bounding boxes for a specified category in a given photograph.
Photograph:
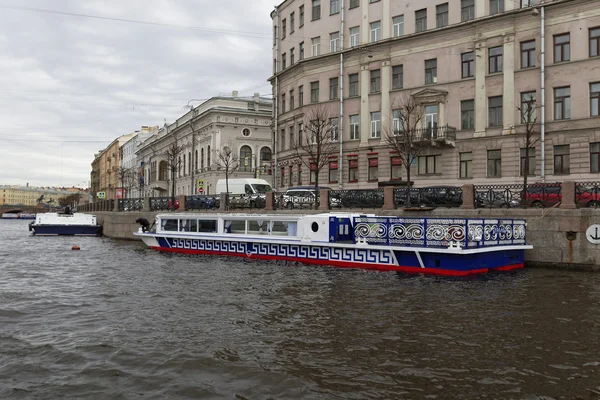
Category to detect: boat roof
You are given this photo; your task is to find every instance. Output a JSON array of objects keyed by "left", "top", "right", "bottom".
[{"left": 156, "top": 212, "right": 373, "bottom": 220}]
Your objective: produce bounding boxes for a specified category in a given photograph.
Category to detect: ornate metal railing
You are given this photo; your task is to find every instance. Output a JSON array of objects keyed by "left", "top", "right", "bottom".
[
  {"left": 474, "top": 183, "right": 562, "bottom": 208},
  {"left": 329, "top": 189, "right": 384, "bottom": 209},
  {"left": 411, "top": 124, "right": 457, "bottom": 142},
  {"left": 575, "top": 181, "right": 600, "bottom": 208},
  {"left": 185, "top": 195, "right": 220, "bottom": 210},
  {"left": 353, "top": 216, "right": 527, "bottom": 249},
  {"left": 393, "top": 186, "right": 463, "bottom": 208},
  {"left": 118, "top": 198, "right": 143, "bottom": 212},
  {"left": 150, "top": 197, "right": 177, "bottom": 211},
  {"left": 225, "top": 194, "right": 266, "bottom": 210},
  {"left": 274, "top": 190, "right": 320, "bottom": 210}
]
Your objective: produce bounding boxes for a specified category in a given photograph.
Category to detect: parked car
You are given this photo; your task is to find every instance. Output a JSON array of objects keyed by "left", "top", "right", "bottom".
[
  {"left": 395, "top": 186, "right": 469, "bottom": 208},
  {"left": 280, "top": 186, "right": 341, "bottom": 209}
]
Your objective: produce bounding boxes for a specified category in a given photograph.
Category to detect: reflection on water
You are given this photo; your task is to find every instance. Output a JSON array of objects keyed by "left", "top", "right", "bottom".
[{"left": 0, "top": 219, "right": 599, "bottom": 399}]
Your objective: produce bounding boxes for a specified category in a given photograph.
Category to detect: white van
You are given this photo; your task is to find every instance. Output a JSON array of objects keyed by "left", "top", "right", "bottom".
[{"left": 215, "top": 178, "right": 272, "bottom": 196}]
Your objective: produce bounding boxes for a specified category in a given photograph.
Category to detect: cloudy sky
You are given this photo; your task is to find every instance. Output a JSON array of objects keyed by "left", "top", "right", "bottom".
[{"left": 0, "top": 0, "right": 275, "bottom": 188}]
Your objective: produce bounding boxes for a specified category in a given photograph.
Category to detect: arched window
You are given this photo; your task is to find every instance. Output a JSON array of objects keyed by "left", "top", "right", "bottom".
[
  {"left": 207, "top": 145, "right": 211, "bottom": 167},
  {"left": 200, "top": 148, "right": 204, "bottom": 170},
  {"left": 260, "top": 146, "right": 272, "bottom": 162},
  {"left": 178, "top": 156, "right": 182, "bottom": 178},
  {"left": 183, "top": 154, "right": 186, "bottom": 176},
  {"left": 240, "top": 145, "right": 252, "bottom": 170},
  {"left": 194, "top": 150, "right": 198, "bottom": 171},
  {"left": 188, "top": 152, "right": 191, "bottom": 174}
]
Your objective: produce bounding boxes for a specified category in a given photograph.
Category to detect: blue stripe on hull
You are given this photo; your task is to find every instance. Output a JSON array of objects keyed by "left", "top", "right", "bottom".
[
  {"left": 394, "top": 249, "right": 524, "bottom": 271},
  {"left": 32, "top": 225, "right": 101, "bottom": 236}
]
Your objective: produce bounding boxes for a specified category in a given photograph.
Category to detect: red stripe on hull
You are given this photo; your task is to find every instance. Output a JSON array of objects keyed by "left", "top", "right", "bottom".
[{"left": 150, "top": 246, "right": 524, "bottom": 276}]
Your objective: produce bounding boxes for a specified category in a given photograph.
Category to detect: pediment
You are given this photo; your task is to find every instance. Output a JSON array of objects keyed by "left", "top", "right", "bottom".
[{"left": 412, "top": 88, "right": 449, "bottom": 101}]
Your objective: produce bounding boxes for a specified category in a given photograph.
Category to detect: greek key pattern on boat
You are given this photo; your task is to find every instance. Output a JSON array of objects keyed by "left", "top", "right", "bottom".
[
  {"left": 354, "top": 217, "right": 527, "bottom": 248},
  {"left": 168, "top": 238, "right": 248, "bottom": 253}
]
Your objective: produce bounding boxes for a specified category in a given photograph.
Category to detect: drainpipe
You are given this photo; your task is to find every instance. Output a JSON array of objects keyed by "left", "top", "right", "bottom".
[
  {"left": 338, "top": 0, "right": 345, "bottom": 189},
  {"left": 540, "top": 0, "right": 546, "bottom": 183},
  {"left": 273, "top": 6, "right": 280, "bottom": 189}
]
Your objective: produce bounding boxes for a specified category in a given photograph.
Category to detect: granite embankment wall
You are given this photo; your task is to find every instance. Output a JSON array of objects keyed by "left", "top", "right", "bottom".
[{"left": 95, "top": 208, "right": 600, "bottom": 271}]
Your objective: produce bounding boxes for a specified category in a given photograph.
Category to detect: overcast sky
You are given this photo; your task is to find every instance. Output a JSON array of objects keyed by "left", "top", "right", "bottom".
[{"left": 0, "top": 0, "right": 275, "bottom": 188}]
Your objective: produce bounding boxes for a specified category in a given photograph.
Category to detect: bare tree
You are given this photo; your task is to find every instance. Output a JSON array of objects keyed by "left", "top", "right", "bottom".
[
  {"left": 215, "top": 144, "right": 239, "bottom": 209},
  {"left": 383, "top": 93, "right": 427, "bottom": 207},
  {"left": 289, "top": 105, "right": 338, "bottom": 193},
  {"left": 517, "top": 94, "right": 540, "bottom": 205},
  {"left": 164, "top": 134, "right": 184, "bottom": 210},
  {"left": 116, "top": 166, "right": 130, "bottom": 198},
  {"left": 58, "top": 193, "right": 82, "bottom": 209}
]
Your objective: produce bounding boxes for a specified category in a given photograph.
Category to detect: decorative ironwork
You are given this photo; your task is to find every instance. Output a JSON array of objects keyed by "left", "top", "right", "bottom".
[
  {"left": 575, "top": 182, "right": 600, "bottom": 208},
  {"left": 186, "top": 195, "right": 220, "bottom": 210},
  {"left": 393, "top": 186, "right": 463, "bottom": 208},
  {"left": 119, "top": 198, "right": 143, "bottom": 211},
  {"left": 226, "top": 194, "right": 266, "bottom": 210},
  {"left": 329, "top": 189, "right": 384, "bottom": 209},
  {"left": 475, "top": 183, "right": 561, "bottom": 208},
  {"left": 150, "top": 197, "right": 177, "bottom": 211},
  {"left": 411, "top": 124, "right": 457, "bottom": 142},
  {"left": 353, "top": 216, "right": 527, "bottom": 248}
]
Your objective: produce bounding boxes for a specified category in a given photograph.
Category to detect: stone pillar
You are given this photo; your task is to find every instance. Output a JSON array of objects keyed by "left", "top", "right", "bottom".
[
  {"left": 177, "top": 194, "right": 186, "bottom": 212},
  {"left": 475, "top": 0, "right": 485, "bottom": 18},
  {"left": 265, "top": 192, "right": 274, "bottom": 211},
  {"left": 438, "top": 101, "right": 446, "bottom": 128},
  {"left": 361, "top": 0, "right": 370, "bottom": 45},
  {"left": 502, "top": 35, "right": 515, "bottom": 135},
  {"left": 220, "top": 192, "right": 227, "bottom": 211},
  {"left": 382, "top": 186, "right": 395, "bottom": 210},
  {"left": 143, "top": 196, "right": 150, "bottom": 212},
  {"left": 461, "top": 184, "right": 475, "bottom": 209},
  {"left": 113, "top": 198, "right": 119, "bottom": 212},
  {"left": 382, "top": 0, "right": 391, "bottom": 39},
  {"left": 474, "top": 41, "right": 487, "bottom": 137},
  {"left": 360, "top": 65, "right": 370, "bottom": 145},
  {"left": 381, "top": 61, "right": 391, "bottom": 126},
  {"left": 318, "top": 189, "right": 330, "bottom": 211},
  {"left": 560, "top": 181, "right": 576, "bottom": 209}
]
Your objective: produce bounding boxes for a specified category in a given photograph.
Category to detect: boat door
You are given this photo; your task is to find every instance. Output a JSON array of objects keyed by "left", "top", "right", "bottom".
[{"left": 329, "top": 217, "right": 353, "bottom": 243}]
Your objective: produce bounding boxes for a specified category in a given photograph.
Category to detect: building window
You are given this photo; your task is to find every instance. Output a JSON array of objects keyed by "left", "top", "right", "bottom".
[
  {"left": 282, "top": 53, "right": 286, "bottom": 69},
  {"left": 591, "top": 143, "right": 600, "bottom": 173},
  {"left": 462, "top": 52, "right": 474, "bottom": 78},
  {"left": 289, "top": 166, "right": 293, "bottom": 186},
  {"left": 329, "top": 77, "right": 338, "bottom": 100},
  {"left": 329, "top": 161, "right": 338, "bottom": 183},
  {"left": 436, "top": 3, "right": 448, "bottom": 28},
  {"left": 299, "top": 42, "right": 304, "bottom": 60},
  {"left": 368, "top": 158, "right": 379, "bottom": 181},
  {"left": 370, "top": 21, "right": 381, "bottom": 42},
  {"left": 312, "top": 0, "right": 321, "bottom": 20},
  {"left": 554, "top": 33, "right": 570, "bottom": 63},
  {"left": 311, "top": 37, "right": 321, "bottom": 56},
  {"left": 330, "top": 0, "right": 340, "bottom": 15},
  {"left": 282, "top": 19, "right": 286, "bottom": 39},
  {"left": 290, "top": 48, "right": 295, "bottom": 65},
  {"left": 370, "top": 69, "right": 381, "bottom": 93},
  {"left": 490, "top": 0, "right": 504, "bottom": 15},
  {"left": 425, "top": 59, "right": 437, "bottom": 84},
  {"left": 488, "top": 96, "right": 503, "bottom": 127},
  {"left": 387, "top": 157, "right": 401, "bottom": 180},
  {"left": 415, "top": 9, "right": 427, "bottom": 33},
  {"left": 554, "top": 145, "right": 570, "bottom": 175},
  {"left": 425, "top": 105, "right": 438, "bottom": 134},
  {"left": 348, "top": 160, "right": 358, "bottom": 182},
  {"left": 310, "top": 81, "right": 319, "bottom": 103},
  {"left": 350, "top": 0, "right": 359, "bottom": 7},
  {"left": 370, "top": 112, "right": 381, "bottom": 138},
  {"left": 280, "top": 129, "right": 286, "bottom": 151},
  {"left": 392, "top": 65, "right": 403, "bottom": 89},
  {"left": 554, "top": 87, "right": 570, "bottom": 120},
  {"left": 392, "top": 109, "right": 403, "bottom": 133},
  {"left": 487, "top": 150, "right": 502, "bottom": 177},
  {"left": 349, "top": 26, "right": 360, "bottom": 47},
  {"left": 297, "top": 166, "right": 302, "bottom": 185},
  {"left": 459, "top": 152, "right": 472, "bottom": 178},
  {"left": 290, "top": 12, "right": 295, "bottom": 33},
  {"left": 349, "top": 73, "right": 359, "bottom": 97},
  {"left": 461, "top": 0, "right": 474, "bottom": 21},
  {"left": 418, "top": 155, "right": 441, "bottom": 175},
  {"left": 330, "top": 32, "right": 340, "bottom": 52},
  {"left": 280, "top": 168, "right": 285, "bottom": 187},
  {"left": 350, "top": 115, "right": 360, "bottom": 140},
  {"left": 289, "top": 90, "right": 295, "bottom": 110},
  {"left": 330, "top": 117, "right": 339, "bottom": 141},
  {"left": 521, "top": 40, "right": 536, "bottom": 68},
  {"left": 591, "top": 82, "right": 600, "bottom": 116},
  {"left": 393, "top": 15, "right": 404, "bottom": 37},
  {"left": 521, "top": 0, "right": 537, "bottom": 7},
  {"left": 281, "top": 93, "right": 286, "bottom": 113},
  {"left": 591, "top": 27, "right": 600, "bottom": 57},
  {"left": 489, "top": 46, "right": 503, "bottom": 73},
  {"left": 520, "top": 91, "right": 536, "bottom": 124},
  {"left": 298, "top": 122, "right": 303, "bottom": 146},
  {"left": 520, "top": 148, "right": 536, "bottom": 176},
  {"left": 299, "top": 85, "right": 304, "bottom": 106},
  {"left": 461, "top": 100, "right": 475, "bottom": 129},
  {"left": 310, "top": 163, "right": 316, "bottom": 184},
  {"left": 289, "top": 126, "right": 295, "bottom": 148},
  {"left": 300, "top": 5, "right": 304, "bottom": 26}
]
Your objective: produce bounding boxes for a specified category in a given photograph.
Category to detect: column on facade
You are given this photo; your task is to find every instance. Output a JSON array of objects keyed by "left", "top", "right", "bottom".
[
  {"left": 502, "top": 35, "right": 516, "bottom": 135},
  {"left": 475, "top": 0, "right": 486, "bottom": 18},
  {"left": 360, "top": 65, "right": 370, "bottom": 145},
  {"left": 361, "top": 0, "right": 370, "bottom": 45},
  {"left": 474, "top": 40, "right": 487, "bottom": 137},
  {"left": 382, "top": 0, "right": 391, "bottom": 40},
  {"left": 381, "top": 61, "right": 391, "bottom": 130},
  {"left": 438, "top": 101, "right": 446, "bottom": 128}
]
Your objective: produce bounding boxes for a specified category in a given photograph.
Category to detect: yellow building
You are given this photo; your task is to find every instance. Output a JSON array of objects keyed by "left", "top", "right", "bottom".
[{"left": 0, "top": 185, "right": 72, "bottom": 207}]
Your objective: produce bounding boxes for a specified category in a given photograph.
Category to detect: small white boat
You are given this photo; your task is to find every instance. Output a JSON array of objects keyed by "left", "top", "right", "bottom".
[
  {"left": 134, "top": 212, "right": 532, "bottom": 276},
  {"left": 29, "top": 210, "right": 102, "bottom": 236}
]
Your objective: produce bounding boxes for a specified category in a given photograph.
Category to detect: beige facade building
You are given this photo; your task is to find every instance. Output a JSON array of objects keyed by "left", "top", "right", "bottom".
[
  {"left": 270, "top": 0, "right": 600, "bottom": 189},
  {"left": 92, "top": 133, "right": 136, "bottom": 200},
  {"left": 136, "top": 93, "right": 273, "bottom": 197},
  {"left": 0, "top": 185, "right": 73, "bottom": 207}
]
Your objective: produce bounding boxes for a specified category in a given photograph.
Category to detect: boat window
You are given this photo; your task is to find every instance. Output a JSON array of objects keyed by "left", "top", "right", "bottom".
[
  {"left": 224, "top": 219, "right": 246, "bottom": 234},
  {"left": 180, "top": 219, "right": 197, "bottom": 232},
  {"left": 248, "top": 220, "right": 267, "bottom": 234},
  {"left": 161, "top": 218, "right": 179, "bottom": 232},
  {"left": 198, "top": 220, "right": 217, "bottom": 233},
  {"left": 271, "top": 221, "right": 288, "bottom": 236}
]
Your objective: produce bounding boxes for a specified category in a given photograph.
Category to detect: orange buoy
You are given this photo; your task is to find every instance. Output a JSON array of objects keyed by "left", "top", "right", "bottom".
[{"left": 72, "top": 245, "right": 80, "bottom": 250}]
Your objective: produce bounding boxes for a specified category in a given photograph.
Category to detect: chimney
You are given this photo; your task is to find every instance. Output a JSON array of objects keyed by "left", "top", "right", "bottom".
[{"left": 232, "top": 90, "right": 238, "bottom": 98}]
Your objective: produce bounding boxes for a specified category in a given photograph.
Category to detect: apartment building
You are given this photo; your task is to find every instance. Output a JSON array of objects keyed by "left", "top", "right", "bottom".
[{"left": 270, "top": 0, "right": 600, "bottom": 189}]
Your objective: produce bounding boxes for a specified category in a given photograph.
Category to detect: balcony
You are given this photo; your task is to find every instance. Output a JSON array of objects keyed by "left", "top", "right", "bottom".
[{"left": 413, "top": 124, "right": 456, "bottom": 147}]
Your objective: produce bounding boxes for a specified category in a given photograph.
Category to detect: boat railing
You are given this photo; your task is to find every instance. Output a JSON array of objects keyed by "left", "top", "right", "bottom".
[{"left": 353, "top": 216, "right": 527, "bottom": 249}]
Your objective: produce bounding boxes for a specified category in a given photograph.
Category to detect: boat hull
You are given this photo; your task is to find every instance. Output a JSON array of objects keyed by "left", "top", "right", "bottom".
[
  {"left": 138, "top": 234, "right": 527, "bottom": 276},
  {"left": 30, "top": 224, "right": 102, "bottom": 236}
]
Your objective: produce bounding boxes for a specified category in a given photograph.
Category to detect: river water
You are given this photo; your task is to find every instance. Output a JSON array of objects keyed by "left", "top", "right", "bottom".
[{"left": 1, "top": 219, "right": 599, "bottom": 399}]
